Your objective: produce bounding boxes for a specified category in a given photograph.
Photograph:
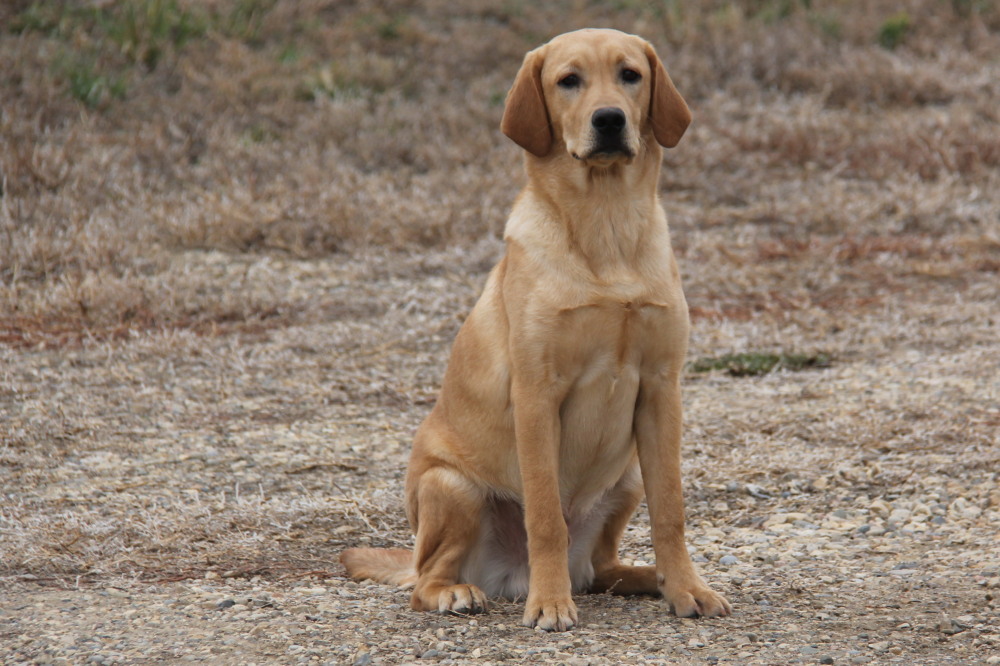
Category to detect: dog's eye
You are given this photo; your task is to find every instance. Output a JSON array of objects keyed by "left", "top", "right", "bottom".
[
  {"left": 621, "top": 68, "right": 641, "bottom": 83},
  {"left": 557, "top": 73, "right": 581, "bottom": 89}
]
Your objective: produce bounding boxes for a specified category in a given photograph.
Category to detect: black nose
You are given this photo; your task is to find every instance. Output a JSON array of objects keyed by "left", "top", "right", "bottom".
[{"left": 592, "top": 107, "right": 626, "bottom": 136}]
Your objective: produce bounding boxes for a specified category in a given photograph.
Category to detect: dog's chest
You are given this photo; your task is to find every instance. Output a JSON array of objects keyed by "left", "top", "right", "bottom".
[
  {"left": 554, "top": 293, "right": 677, "bottom": 370},
  {"left": 552, "top": 296, "right": 678, "bottom": 494}
]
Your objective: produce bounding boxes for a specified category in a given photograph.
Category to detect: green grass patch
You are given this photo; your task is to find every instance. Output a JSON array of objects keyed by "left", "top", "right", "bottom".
[
  {"left": 878, "top": 11, "right": 912, "bottom": 50},
  {"left": 61, "top": 57, "right": 128, "bottom": 108},
  {"left": 222, "top": 0, "right": 277, "bottom": 44},
  {"left": 11, "top": 0, "right": 277, "bottom": 106},
  {"left": 689, "top": 351, "right": 832, "bottom": 377},
  {"left": 102, "top": 0, "right": 207, "bottom": 69}
]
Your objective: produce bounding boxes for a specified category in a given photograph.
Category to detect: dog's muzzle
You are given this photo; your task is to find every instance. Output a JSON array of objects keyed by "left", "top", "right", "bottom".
[{"left": 587, "top": 107, "right": 633, "bottom": 159}]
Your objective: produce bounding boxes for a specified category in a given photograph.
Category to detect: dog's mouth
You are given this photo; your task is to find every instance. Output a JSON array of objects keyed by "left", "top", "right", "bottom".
[
  {"left": 572, "top": 146, "right": 635, "bottom": 166},
  {"left": 572, "top": 134, "right": 636, "bottom": 164}
]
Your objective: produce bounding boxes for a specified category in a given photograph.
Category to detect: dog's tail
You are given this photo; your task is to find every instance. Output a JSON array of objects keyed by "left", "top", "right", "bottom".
[{"left": 340, "top": 548, "right": 417, "bottom": 587}]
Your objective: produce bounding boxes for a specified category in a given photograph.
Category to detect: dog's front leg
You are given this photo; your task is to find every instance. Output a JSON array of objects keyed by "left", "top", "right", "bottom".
[
  {"left": 634, "top": 374, "right": 732, "bottom": 618},
  {"left": 512, "top": 382, "right": 577, "bottom": 631}
]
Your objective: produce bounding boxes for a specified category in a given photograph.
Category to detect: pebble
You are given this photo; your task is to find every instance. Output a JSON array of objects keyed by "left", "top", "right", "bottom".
[
  {"left": 937, "top": 618, "right": 965, "bottom": 635},
  {"left": 820, "top": 657, "right": 835, "bottom": 665},
  {"left": 719, "top": 555, "right": 739, "bottom": 566},
  {"left": 949, "top": 498, "right": 982, "bottom": 520},
  {"left": 763, "top": 512, "right": 810, "bottom": 528},
  {"left": 869, "top": 499, "right": 891, "bottom": 517},
  {"left": 887, "top": 509, "right": 911, "bottom": 525}
]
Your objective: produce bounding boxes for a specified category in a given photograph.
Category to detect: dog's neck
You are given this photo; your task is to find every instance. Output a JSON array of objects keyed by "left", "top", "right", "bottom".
[{"left": 521, "top": 142, "right": 664, "bottom": 278}]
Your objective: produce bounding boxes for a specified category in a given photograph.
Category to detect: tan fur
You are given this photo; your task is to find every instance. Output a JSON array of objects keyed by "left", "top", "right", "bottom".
[{"left": 341, "top": 28, "right": 730, "bottom": 631}]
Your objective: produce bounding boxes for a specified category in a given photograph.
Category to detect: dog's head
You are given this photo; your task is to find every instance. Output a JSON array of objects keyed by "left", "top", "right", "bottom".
[{"left": 501, "top": 29, "right": 691, "bottom": 165}]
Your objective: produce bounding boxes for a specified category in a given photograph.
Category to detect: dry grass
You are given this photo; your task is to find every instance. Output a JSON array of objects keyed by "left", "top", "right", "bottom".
[
  {"left": 2, "top": 0, "right": 999, "bottom": 343},
  {"left": 2, "top": 0, "right": 999, "bottom": 591}
]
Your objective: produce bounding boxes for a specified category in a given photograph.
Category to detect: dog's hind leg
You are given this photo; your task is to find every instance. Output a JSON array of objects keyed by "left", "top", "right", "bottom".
[
  {"left": 587, "top": 462, "right": 660, "bottom": 596},
  {"left": 408, "top": 466, "right": 489, "bottom": 615}
]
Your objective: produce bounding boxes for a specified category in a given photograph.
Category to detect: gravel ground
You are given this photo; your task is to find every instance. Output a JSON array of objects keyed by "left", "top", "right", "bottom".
[
  {"left": 2, "top": 246, "right": 999, "bottom": 664},
  {"left": 3, "top": 2, "right": 1000, "bottom": 663}
]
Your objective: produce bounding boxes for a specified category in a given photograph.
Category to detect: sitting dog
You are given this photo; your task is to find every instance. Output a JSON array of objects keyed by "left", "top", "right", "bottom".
[{"left": 341, "top": 28, "right": 731, "bottom": 631}]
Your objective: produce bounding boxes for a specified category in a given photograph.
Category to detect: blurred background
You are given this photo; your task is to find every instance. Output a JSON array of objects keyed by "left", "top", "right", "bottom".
[{"left": 2, "top": 0, "right": 998, "bottom": 342}]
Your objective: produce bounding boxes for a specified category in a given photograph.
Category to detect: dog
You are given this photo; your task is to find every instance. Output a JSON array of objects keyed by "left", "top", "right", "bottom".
[{"left": 341, "top": 28, "right": 731, "bottom": 631}]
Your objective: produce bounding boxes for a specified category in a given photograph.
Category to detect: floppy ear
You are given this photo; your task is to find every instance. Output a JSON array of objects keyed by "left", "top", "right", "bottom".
[
  {"left": 501, "top": 48, "right": 552, "bottom": 157},
  {"left": 644, "top": 42, "right": 692, "bottom": 148}
]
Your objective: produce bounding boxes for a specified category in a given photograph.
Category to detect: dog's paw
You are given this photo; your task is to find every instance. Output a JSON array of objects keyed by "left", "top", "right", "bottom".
[
  {"left": 439, "top": 584, "right": 489, "bottom": 615},
  {"left": 661, "top": 579, "right": 731, "bottom": 618},
  {"left": 414, "top": 584, "right": 488, "bottom": 616},
  {"left": 522, "top": 596, "right": 578, "bottom": 632}
]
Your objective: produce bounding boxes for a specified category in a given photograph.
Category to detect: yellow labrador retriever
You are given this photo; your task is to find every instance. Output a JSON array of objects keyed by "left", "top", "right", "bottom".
[{"left": 341, "top": 28, "right": 731, "bottom": 631}]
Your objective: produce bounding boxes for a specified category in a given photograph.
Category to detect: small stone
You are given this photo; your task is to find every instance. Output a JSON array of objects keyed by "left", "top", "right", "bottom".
[
  {"left": 949, "top": 498, "right": 982, "bottom": 520},
  {"left": 869, "top": 641, "right": 890, "bottom": 652},
  {"left": 820, "top": 657, "right": 835, "bottom": 665},
  {"left": 420, "top": 649, "right": 440, "bottom": 659},
  {"left": 352, "top": 654, "right": 372, "bottom": 666},
  {"left": 800, "top": 646, "right": 819, "bottom": 655},
  {"left": 216, "top": 599, "right": 236, "bottom": 610},
  {"left": 887, "top": 509, "right": 911, "bottom": 525},
  {"left": 938, "top": 618, "right": 965, "bottom": 635},
  {"left": 869, "top": 499, "right": 891, "bottom": 517},
  {"left": 763, "top": 512, "right": 810, "bottom": 528},
  {"left": 719, "top": 555, "right": 739, "bottom": 566}
]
